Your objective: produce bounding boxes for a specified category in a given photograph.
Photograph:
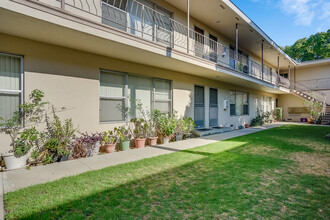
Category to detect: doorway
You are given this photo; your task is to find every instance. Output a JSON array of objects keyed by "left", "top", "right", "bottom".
[{"left": 194, "top": 85, "right": 205, "bottom": 128}]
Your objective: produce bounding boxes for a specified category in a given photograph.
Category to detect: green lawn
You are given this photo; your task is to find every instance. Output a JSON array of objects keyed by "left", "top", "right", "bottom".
[{"left": 4, "top": 125, "right": 330, "bottom": 219}]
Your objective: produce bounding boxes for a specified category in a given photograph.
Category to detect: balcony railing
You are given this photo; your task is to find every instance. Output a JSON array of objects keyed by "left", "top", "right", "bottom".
[
  {"left": 26, "top": 0, "right": 284, "bottom": 86},
  {"left": 296, "top": 78, "right": 330, "bottom": 90}
]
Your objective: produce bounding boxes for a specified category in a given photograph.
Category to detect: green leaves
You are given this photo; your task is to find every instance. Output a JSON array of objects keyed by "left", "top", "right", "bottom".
[{"left": 283, "top": 29, "right": 330, "bottom": 61}]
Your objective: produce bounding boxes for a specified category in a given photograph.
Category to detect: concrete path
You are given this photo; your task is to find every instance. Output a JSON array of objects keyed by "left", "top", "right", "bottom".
[{"left": 0, "top": 124, "right": 280, "bottom": 195}]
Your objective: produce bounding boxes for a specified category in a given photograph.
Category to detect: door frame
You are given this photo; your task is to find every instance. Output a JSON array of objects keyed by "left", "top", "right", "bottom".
[
  {"left": 209, "top": 87, "right": 218, "bottom": 127},
  {"left": 194, "top": 85, "right": 205, "bottom": 128}
]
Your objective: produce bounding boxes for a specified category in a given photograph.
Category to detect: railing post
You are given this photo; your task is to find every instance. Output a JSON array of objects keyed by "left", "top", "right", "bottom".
[
  {"left": 61, "top": 0, "right": 65, "bottom": 10},
  {"left": 141, "top": 5, "right": 144, "bottom": 38}
]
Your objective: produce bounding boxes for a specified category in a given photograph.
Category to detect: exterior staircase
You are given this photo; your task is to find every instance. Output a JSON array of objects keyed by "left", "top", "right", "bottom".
[
  {"left": 321, "top": 105, "right": 330, "bottom": 125},
  {"left": 278, "top": 76, "right": 328, "bottom": 123}
]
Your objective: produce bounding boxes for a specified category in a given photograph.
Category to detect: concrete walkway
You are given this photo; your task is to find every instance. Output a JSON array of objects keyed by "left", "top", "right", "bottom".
[
  {"left": 0, "top": 124, "right": 280, "bottom": 195},
  {"left": 0, "top": 124, "right": 282, "bottom": 218}
]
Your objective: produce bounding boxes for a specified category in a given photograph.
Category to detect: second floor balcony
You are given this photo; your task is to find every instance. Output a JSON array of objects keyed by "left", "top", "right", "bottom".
[{"left": 4, "top": 0, "right": 293, "bottom": 89}]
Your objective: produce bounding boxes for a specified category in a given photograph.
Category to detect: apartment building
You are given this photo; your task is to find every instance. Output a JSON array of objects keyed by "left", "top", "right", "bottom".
[{"left": 0, "top": 0, "right": 328, "bottom": 152}]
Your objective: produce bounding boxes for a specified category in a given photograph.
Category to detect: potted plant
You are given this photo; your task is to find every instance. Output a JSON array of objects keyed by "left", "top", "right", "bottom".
[
  {"left": 114, "top": 126, "right": 131, "bottom": 151},
  {"left": 175, "top": 118, "right": 184, "bottom": 141},
  {"left": 147, "top": 110, "right": 159, "bottom": 146},
  {"left": 42, "top": 106, "right": 79, "bottom": 162},
  {"left": 304, "top": 99, "right": 323, "bottom": 124},
  {"left": 131, "top": 118, "right": 148, "bottom": 148},
  {"left": 0, "top": 89, "right": 47, "bottom": 170},
  {"left": 156, "top": 113, "right": 177, "bottom": 144},
  {"left": 182, "top": 116, "right": 195, "bottom": 140},
  {"left": 103, "top": 131, "right": 117, "bottom": 153}
]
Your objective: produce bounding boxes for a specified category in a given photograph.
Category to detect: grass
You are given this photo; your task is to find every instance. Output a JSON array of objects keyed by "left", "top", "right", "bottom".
[{"left": 4, "top": 125, "right": 330, "bottom": 219}]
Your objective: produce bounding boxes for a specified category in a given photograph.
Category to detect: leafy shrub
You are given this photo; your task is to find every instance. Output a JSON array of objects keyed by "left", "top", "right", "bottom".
[
  {"left": 71, "top": 133, "right": 103, "bottom": 159},
  {"left": 0, "top": 89, "right": 47, "bottom": 157},
  {"left": 250, "top": 110, "right": 265, "bottom": 127}
]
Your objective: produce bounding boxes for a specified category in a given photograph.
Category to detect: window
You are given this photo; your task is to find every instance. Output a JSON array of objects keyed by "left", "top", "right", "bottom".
[
  {"left": 99, "top": 70, "right": 172, "bottom": 122},
  {"left": 154, "top": 79, "right": 172, "bottom": 115},
  {"left": 280, "top": 73, "right": 288, "bottom": 78},
  {"left": 262, "top": 96, "right": 272, "bottom": 113},
  {"left": 230, "top": 90, "right": 249, "bottom": 116},
  {"left": 0, "top": 53, "right": 23, "bottom": 121},
  {"left": 99, "top": 71, "right": 126, "bottom": 122}
]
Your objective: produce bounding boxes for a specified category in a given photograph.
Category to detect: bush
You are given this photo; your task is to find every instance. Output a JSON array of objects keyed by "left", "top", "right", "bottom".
[{"left": 250, "top": 110, "right": 265, "bottom": 127}]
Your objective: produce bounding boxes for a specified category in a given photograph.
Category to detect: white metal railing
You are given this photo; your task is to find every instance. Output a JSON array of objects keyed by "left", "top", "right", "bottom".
[
  {"left": 290, "top": 81, "right": 327, "bottom": 105},
  {"left": 27, "top": 0, "right": 286, "bottom": 87},
  {"left": 278, "top": 75, "right": 290, "bottom": 88},
  {"left": 296, "top": 78, "right": 330, "bottom": 90}
]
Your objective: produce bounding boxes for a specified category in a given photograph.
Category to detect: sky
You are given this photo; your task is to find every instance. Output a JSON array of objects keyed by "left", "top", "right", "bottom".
[{"left": 230, "top": 0, "right": 330, "bottom": 47}]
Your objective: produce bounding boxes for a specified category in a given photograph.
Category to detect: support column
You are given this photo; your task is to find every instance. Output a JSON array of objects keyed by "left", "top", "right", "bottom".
[
  {"left": 261, "top": 40, "right": 264, "bottom": 80},
  {"left": 288, "top": 65, "right": 291, "bottom": 81},
  {"left": 277, "top": 56, "right": 280, "bottom": 85},
  {"left": 294, "top": 66, "right": 296, "bottom": 89},
  {"left": 61, "top": 0, "right": 65, "bottom": 10},
  {"left": 235, "top": 23, "right": 238, "bottom": 62},
  {"left": 187, "top": 0, "right": 190, "bottom": 54}
]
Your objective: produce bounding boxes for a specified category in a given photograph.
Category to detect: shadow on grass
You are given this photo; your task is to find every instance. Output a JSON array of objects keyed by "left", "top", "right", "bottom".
[{"left": 4, "top": 125, "right": 330, "bottom": 219}]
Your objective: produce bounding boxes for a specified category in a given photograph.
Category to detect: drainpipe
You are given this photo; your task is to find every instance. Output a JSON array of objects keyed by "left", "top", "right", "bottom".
[
  {"left": 187, "top": 0, "right": 190, "bottom": 54},
  {"left": 261, "top": 40, "right": 264, "bottom": 81}
]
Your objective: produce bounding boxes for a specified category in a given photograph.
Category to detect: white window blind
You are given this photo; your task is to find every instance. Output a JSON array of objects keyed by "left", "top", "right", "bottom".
[
  {"left": 99, "top": 70, "right": 172, "bottom": 122},
  {"left": 230, "top": 90, "right": 249, "bottom": 116},
  {"left": 154, "top": 79, "right": 171, "bottom": 115},
  {"left": 0, "top": 53, "right": 23, "bottom": 121},
  {"left": 128, "top": 75, "right": 153, "bottom": 118},
  {"left": 99, "top": 71, "right": 126, "bottom": 122}
]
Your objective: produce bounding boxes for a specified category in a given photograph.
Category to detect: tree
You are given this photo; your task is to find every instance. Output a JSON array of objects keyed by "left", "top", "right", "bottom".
[{"left": 283, "top": 29, "right": 330, "bottom": 62}]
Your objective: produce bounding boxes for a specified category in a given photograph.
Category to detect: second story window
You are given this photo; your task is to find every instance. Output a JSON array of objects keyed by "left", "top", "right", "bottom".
[{"left": 229, "top": 45, "right": 249, "bottom": 74}]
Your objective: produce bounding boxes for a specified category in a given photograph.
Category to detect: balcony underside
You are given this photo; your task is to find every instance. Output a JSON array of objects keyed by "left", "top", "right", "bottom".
[{"left": 0, "top": 2, "right": 289, "bottom": 94}]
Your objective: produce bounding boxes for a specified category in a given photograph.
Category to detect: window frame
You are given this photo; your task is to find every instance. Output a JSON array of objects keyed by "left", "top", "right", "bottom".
[
  {"left": 0, "top": 52, "right": 24, "bottom": 122},
  {"left": 99, "top": 69, "right": 172, "bottom": 124},
  {"left": 229, "top": 90, "right": 249, "bottom": 116}
]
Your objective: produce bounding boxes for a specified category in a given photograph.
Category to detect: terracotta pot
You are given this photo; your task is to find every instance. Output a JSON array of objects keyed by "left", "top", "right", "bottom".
[
  {"left": 135, "top": 138, "right": 146, "bottom": 148},
  {"left": 104, "top": 143, "right": 116, "bottom": 153},
  {"left": 307, "top": 118, "right": 314, "bottom": 124},
  {"left": 148, "top": 137, "right": 158, "bottom": 146}
]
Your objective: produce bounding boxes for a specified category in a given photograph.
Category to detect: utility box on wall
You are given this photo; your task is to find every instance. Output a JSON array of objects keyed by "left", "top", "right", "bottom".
[{"left": 224, "top": 100, "right": 229, "bottom": 110}]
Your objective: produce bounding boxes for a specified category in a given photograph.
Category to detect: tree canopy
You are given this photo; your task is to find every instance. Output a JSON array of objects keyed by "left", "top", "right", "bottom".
[{"left": 282, "top": 29, "right": 329, "bottom": 62}]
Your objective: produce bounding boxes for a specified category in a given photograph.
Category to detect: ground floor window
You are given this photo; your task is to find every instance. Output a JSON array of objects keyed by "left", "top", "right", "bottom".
[
  {"left": 262, "top": 96, "right": 272, "bottom": 113},
  {"left": 0, "top": 53, "right": 23, "bottom": 121},
  {"left": 230, "top": 90, "right": 249, "bottom": 116},
  {"left": 99, "top": 70, "right": 172, "bottom": 122}
]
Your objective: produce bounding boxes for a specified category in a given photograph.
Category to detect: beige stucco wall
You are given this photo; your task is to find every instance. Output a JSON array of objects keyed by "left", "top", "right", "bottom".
[
  {"left": 296, "top": 64, "right": 330, "bottom": 81},
  {"left": 0, "top": 34, "right": 278, "bottom": 153},
  {"left": 278, "top": 94, "right": 309, "bottom": 122}
]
